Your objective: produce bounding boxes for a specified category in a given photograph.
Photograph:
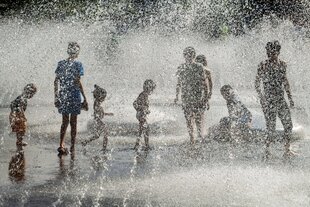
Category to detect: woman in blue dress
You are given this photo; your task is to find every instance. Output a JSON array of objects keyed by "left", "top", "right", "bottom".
[{"left": 54, "top": 42, "right": 88, "bottom": 154}]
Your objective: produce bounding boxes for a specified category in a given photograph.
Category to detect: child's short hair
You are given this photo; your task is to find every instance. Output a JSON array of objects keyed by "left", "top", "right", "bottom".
[
  {"left": 196, "top": 54, "right": 207, "bottom": 66},
  {"left": 93, "top": 84, "right": 107, "bottom": 100},
  {"left": 220, "top": 84, "right": 232, "bottom": 95},
  {"left": 265, "top": 40, "right": 281, "bottom": 53},
  {"left": 67, "top": 42, "right": 80, "bottom": 55},
  {"left": 24, "top": 83, "right": 37, "bottom": 94},
  {"left": 143, "top": 79, "right": 156, "bottom": 92},
  {"left": 183, "top": 46, "right": 196, "bottom": 60}
]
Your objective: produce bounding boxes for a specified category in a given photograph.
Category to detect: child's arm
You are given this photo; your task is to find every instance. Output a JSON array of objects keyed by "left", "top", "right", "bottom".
[
  {"left": 206, "top": 70, "right": 213, "bottom": 99},
  {"left": 175, "top": 66, "right": 183, "bottom": 103},
  {"left": 255, "top": 63, "right": 264, "bottom": 101},
  {"left": 202, "top": 70, "right": 209, "bottom": 104},
  {"left": 175, "top": 77, "right": 181, "bottom": 104},
  {"left": 282, "top": 63, "right": 294, "bottom": 108}
]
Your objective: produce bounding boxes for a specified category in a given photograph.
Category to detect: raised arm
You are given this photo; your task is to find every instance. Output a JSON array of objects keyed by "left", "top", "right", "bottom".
[{"left": 175, "top": 75, "right": 181, "bottom": 104}]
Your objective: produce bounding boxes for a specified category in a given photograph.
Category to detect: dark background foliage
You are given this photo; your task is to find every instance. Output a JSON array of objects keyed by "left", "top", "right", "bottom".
[{"left": 0, "top": 0, "right": 309, "bottom": 36}]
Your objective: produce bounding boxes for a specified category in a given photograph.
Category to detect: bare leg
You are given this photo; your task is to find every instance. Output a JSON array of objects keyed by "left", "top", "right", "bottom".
[
  {"left": 103, "top": 126, "right": 108, "bottom": 151},
  {"left": 144, "top": 124, "right": 150, "bottom": 149},
  {"left": 134, "top": 139, "right": 140, "bottom": 150},
  {"left": 16, "top": 132, "right": 26, "bottom": 146},
  {"left": 195, "top": 111, "right": 205, "bottom": 141},
  {"left": 278, "top": 100, "right": 293, "bottom": 157},
  {"left": 134, "top": 118, "right": 146, "bottom": 150},
  {"left": 60, "top": 115, "right": 69, "bottom": 148},
  {"left": 264, "top": 106, "right": 276, "bottom": 159},
  {"left": 184, "top": 110, "right": 194, "bottom": 144},
  {"left": 70, "top": 115, "right": 77, "bottom": 152},
  {"left": 283, "top": 132, "right": 292, "bottom": 157},
  {"left": 82, "top": 135, "right": 100, "bottom": 146}
]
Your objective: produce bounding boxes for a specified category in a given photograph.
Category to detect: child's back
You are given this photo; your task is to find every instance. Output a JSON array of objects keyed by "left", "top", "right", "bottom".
[{"left": 134, "top": 91, "right": 150, "bottom": 115}]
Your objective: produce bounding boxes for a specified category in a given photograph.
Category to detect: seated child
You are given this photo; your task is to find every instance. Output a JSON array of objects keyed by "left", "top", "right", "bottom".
[
  {"left": 9, "top": 83, "right": 37, "bottom": 146},
  {"left": 133, "top": 79, "right": 156, "bottom": 150},
  {"left": 82, "top": 85, "right": 113, "bottom": 151},
  {"left": 211, "top": 85, "right": 252, "bottom": 142}
]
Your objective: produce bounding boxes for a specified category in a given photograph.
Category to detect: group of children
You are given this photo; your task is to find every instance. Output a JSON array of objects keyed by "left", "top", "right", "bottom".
[
  {"left": 9, "top": 40, "right": 295, "bottom": 158},
  {"left": 8, "top": 42, "right": 157, "bottom": 156},
  {"left": 9, "top": 80, "right": 155, "bottom": 154}
]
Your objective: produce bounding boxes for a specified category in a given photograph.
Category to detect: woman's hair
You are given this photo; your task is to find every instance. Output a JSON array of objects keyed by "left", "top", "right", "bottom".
[
  {"left": 196, "top": 54, "right": 207, "bottom": 66},
  {"left": 67, "top": 42, "right": 80, "bottom": 56},
  {"left": 93, "top": 84, "right": 107, "bottom": 100},
  {"left": 143, "top": 79, "right": 156, "bottom": 92}
]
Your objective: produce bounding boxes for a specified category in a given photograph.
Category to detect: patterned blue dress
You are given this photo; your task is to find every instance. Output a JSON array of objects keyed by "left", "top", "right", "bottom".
[{"left": 55, "top": 59, "right": 84, "bottom": 115}]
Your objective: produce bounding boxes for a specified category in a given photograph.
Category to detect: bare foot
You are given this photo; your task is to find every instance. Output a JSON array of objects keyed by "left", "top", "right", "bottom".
[{"left": 57, "top": 147, "right": 69, "bottom": 155}]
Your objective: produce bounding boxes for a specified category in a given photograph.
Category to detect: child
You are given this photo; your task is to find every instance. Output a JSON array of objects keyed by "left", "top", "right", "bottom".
[
  {"left": 175, "top": 47, "right": 209, "bottom": 144},
  {"left": 133, "top": 79, "right": 156, "bottom": 150},
  {"left": 9, "top": 83, "right": 37, "bottom": 146},
  {"left": 82, "top": 85, "right": 113, "bottom": 151},
  {"left": 255, "top": 40, "right": 294, "bottom": 158},
  {"left": 220, "top": 84, "right": 252, "bottom": 142},
  {"left": 54, "top": 42, "right": 88, "bottom": 155},
  {"left": 195, "top": 54, "right": 213, "bottom": 105}
]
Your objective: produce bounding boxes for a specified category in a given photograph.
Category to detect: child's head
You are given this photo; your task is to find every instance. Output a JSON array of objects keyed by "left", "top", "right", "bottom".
[
  {"left": 67, "top": 42, "right": 80, "bottom": 58},
  {"left": 93, "top": 84, "right": 107, "bottom": 102},
  {"left": 196, "top": 54, "right": 207, "bottom": 66},
  {"left": 23, "top": 83, "right": 37, "bottom": 99},
  {"left": 183, "top": 46, "right": 196, "bottom": 62},
  {"left": 143, "top": 79, "right": 156, "bottom": 94},
  {"left": 220, "top": 84, "right": 233, "bottom": 101},
  {"left": 265, "top": 40, "right": 281, "bottom": 58}
]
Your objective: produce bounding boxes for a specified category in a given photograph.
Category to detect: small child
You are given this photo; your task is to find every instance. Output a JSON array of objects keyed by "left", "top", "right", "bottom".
[
  {"left": 220, "top": 85, "right": 252, "bottom": 142},
  {"left": 9, "top": 83, "right": 37, "bottom": 146},
  {"left": 82, "top": 85, "right": 113, "bottom": 151},
  {"left": 133, "top": 79, "right": 156, "bottom": 150}
]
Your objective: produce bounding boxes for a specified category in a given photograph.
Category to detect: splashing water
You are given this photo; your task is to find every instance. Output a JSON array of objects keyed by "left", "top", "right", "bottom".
[{"left": 1, "top": 1, "right": 310, "bottom": 206}]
